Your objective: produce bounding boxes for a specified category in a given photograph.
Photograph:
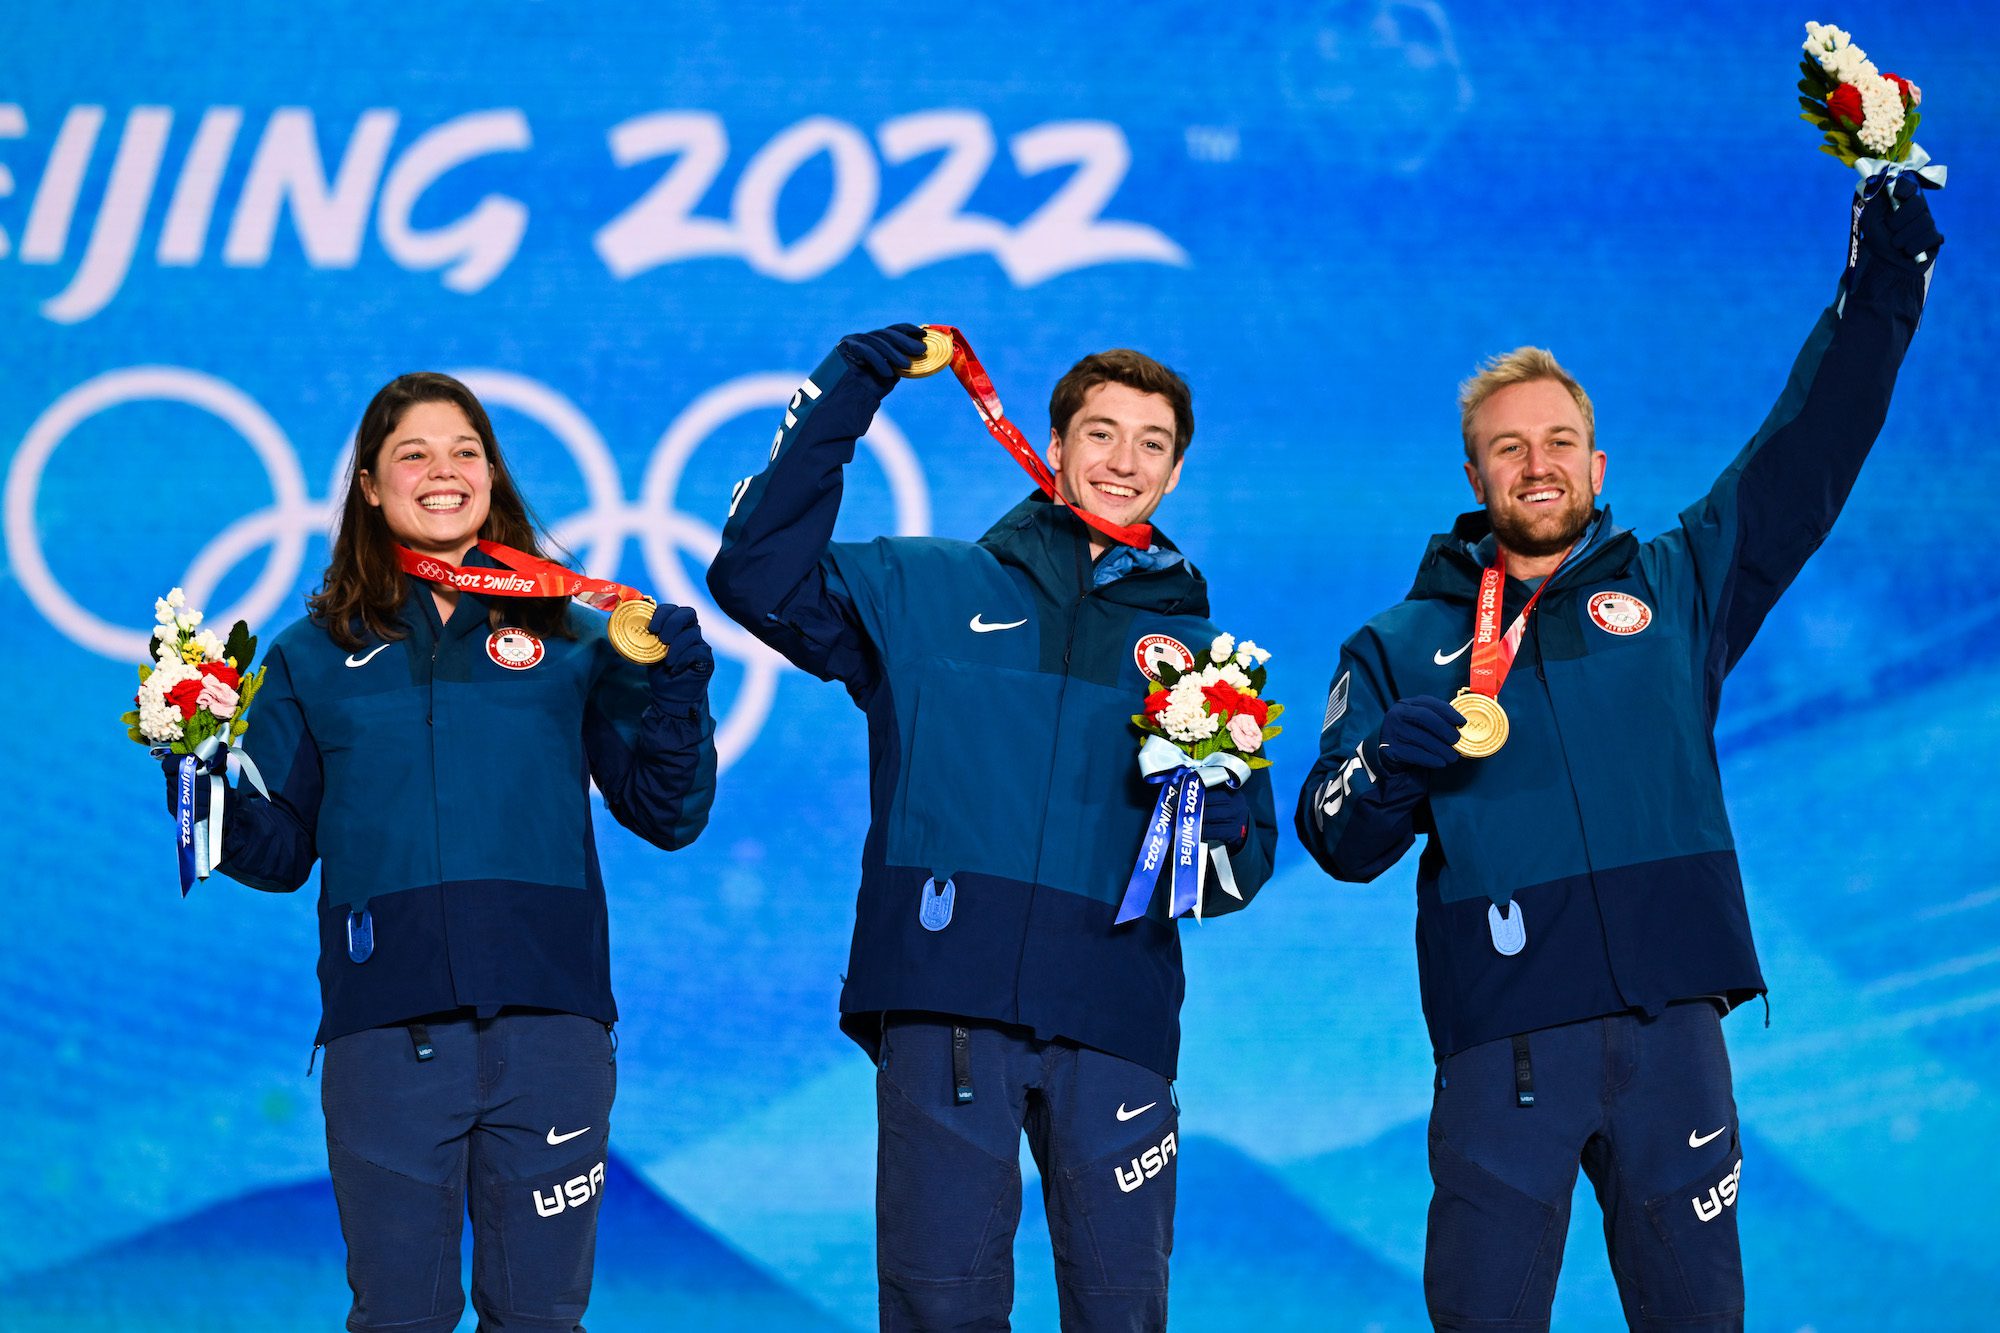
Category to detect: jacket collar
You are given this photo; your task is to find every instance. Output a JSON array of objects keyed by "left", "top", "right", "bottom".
[
  {"left": 402, "top": 543, "right": 501, "bottom": 641},
  {"left": 1407, "top": 507, "right": 1637, "bottom": 602},
  {"left": 977, "top": 492, "right": 1209, "bottom": 615}
]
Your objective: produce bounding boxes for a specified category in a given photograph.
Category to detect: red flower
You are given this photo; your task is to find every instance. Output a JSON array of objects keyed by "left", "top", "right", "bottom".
[
  {"left": 198, "top": 661, "right": 241, "bottom": 691},
  {"left": 1827, "top": 83, "right": 1864, "bottom": 129},
  {"left": 1236, "top": 693, "right": 1270, "bottom": 726},
  {"left": 165, "top": 678, "right": 205, "bottom": 720},
  {"left": 1883, "top": 72, "right": 1919, "bottom": 108},
  {"left": 1143, "top": 689, "right": 1172, "bottom": 719},
  {"left": 1201, "top": 681, "right": 1246, "bottom": 719}
]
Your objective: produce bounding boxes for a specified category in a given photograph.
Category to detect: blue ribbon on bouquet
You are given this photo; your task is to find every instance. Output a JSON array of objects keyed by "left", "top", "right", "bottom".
[
  {"left": 159, "top": 734, "right": 270, "bottom": 896},
  {"left": 1854, "top": 143, "right": 1947, "bottom": 200},
  {"left": 1116, "top": 736, "right": 1251, "bottom": 924}
]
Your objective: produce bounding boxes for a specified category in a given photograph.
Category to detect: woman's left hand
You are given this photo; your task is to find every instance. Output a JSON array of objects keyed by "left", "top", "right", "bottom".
[{"left": 644, "top": 603, "right": 714, "bottom": 702}]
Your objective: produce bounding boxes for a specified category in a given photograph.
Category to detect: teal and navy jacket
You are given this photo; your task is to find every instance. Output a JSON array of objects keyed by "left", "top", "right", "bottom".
[
  {"left": 707, "top": 350, "right": 1278, "bottom": 1079},
  {"left": 219, "top": 559, "right": 717, "bottom": 1043},
  {"left": 1296, "top": 225, "right": 1930, "bottom": 1059}
]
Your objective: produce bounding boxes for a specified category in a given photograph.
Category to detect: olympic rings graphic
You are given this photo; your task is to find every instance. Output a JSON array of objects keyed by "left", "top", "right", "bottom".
[{"left": 4, "top": 365, "right": 931, "bottom": 770}]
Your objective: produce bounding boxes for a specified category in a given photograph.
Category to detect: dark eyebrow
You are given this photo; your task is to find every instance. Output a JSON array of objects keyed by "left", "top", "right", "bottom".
[
  {"left": 393, "top": 433, "right": 480, "bottom": 448},
  {"left": 1081, "top": 414, "right": 1173, "bottom": 438}
]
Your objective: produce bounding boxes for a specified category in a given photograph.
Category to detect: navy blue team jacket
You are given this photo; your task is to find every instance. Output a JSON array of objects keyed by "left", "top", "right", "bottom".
[
  {"left": 1295, "top": 207, "right": 1931, "bottom": 1059},
  {"left": 707, "top": 349, "right": 1278, "bottom": 1079},
  {"left": 219, "top": 558, "right": 717, "bottom": 1043}
]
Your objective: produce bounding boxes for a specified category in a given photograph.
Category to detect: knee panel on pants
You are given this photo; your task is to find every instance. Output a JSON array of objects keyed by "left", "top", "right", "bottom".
[
  {"left": 876, "top": 1067, "right": 1022, "bottom": 1289},
  {"left": 326, "top": 1133, "right": 466, "bottom": 1331},
  {"left": 1424, "top": 1127, "right": 1567, "bottom": 1328}
]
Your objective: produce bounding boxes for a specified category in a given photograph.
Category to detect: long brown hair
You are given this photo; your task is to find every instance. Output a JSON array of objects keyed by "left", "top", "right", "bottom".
[{"left": 309, "top": 372, "right": 575, "bottom": 651}]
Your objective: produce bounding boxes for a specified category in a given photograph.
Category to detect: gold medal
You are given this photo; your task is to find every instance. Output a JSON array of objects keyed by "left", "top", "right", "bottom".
[
  {"left": 897, "top": 326, "right": 954, "bottom": 378},
  {"left": 1451, "top": 688, "right": 1509, "bottom": 758},
  {"left": 607, "top": 597, "right": 667, "bottom": 665}
]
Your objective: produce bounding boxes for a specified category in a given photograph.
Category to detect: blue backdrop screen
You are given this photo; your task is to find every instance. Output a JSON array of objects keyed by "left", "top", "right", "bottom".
[{"left": 4, "top": 3, "right": 1996, "bottom": 1328}]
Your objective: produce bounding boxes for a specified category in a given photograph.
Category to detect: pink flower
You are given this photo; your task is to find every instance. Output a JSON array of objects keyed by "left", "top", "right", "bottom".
[
  {"left": 197, "top": 673, "right": 240, "bottom": 720},
  {"left": 1226, "top": 713, "right": 1264, "bottom": 753}
]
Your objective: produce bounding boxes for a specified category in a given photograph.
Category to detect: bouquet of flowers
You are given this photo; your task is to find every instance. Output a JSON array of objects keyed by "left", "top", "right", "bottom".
[
  {"left": 123, "top": 588, "right": 270, "bottom": 893},
  {"left": 1798, "top": 22, "right": 1923, "bottom": 169},
  {"left": 1116, "top": 633, "right": 1283, "bottom": 924}
]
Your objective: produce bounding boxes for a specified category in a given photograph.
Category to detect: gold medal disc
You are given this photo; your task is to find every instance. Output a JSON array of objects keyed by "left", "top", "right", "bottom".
[
  {"left": 897, "top": 326, "right": 954, "bottom": 378},
  {"left": 607, "top": 597, "right": 667, "bottom": 665},
  {"left": 1452, "top": 688, "right": 1509, "bottom": 759}
]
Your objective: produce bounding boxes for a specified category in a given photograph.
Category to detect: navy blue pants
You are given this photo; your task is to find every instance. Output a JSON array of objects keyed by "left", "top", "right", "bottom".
[
  {"left": 875, "top": 1016, "right": 1178, "bottom": 1332},
  {"left": 1425, "top": 1001, "right": 1744, "bottom": 1332},
  {"left": 320, "top": 1011, "right": 617, "bottom": 1333}
]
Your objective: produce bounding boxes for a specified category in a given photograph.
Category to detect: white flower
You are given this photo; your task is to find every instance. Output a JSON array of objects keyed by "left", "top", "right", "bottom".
[
  {"left": 177, "top": 609, "right": 203, "bottom": 630},
  {"left": 1856, "top": 74, "right": 1905, "bottom": 153},
  {"left": 1234, "top": 639, "right": 1271, "bottom": 669},
  {"left": 194, "top": 628, "right": 226, "bottom": 660},
  {"left": 1160, "top": 676, "right": 1220, "bottom": 744},
  {"left": 154, "top": 598, "right": 176, "bottom": 625},
  {"left": 1803, "top": 22, "right": 1852, "bottom": 58},
  {"left": 166, "top": 588, "right": 186, "bottom": 608},
  {"left": 1820, "top": 42, "right": 1877, "bottom": 86},
  {"left": 1216, "top": 663, "right": 1252, "bottom": 691},
  {"left": 1209, "top": 632, "right": 1235, "bottom": 664}
]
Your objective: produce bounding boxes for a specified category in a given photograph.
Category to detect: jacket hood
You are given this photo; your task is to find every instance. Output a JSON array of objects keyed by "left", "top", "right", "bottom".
[
  {"left": 1407, "top": 506, "right": 1638, "bottom": 603},
  {"left": 977, "top": 491, "right": 1208, "bottom": 616}
]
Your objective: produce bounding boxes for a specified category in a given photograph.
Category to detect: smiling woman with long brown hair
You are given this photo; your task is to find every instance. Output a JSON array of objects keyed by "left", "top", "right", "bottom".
[{"left": 158, "top": 370, "right": 717, "bottom": 1333}]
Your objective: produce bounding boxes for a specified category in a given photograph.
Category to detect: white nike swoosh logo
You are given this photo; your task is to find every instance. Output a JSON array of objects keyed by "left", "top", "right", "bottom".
[
  {"left": 970, "top": 615, "right": 1027, "bottom": 633},
  {"left": 1434, "top": 638, "right": 1473, "bottom": 666},
  {"left": 546, "top": 1126, "right": 592, "bottom": 1146},
  {"left": 1115, "top": 1101, "right": 1157, "bottom": 1122},
  {"left": 345, "top": 644, "right": 391, "bottom": 668},
  {"left": 1688, "top": 1126, "right": 1726, "bottom": 1148}
]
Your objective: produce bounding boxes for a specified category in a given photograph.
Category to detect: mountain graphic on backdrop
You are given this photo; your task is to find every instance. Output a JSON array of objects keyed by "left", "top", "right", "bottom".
[{"left": 0, "top": 1154, "right": 846, "bottom": 1333}]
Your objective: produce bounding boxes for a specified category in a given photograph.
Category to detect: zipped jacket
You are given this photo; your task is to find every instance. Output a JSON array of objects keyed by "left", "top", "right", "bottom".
[
  {"left": 1295, "top": 222, "right": 1930, "bottom": 1058},
  {"left": 219, "top": 559, "right": 717, "bottom": 1043},
  {"left": 708, "top": 349, "right": 1277, "bottom": 1079}
]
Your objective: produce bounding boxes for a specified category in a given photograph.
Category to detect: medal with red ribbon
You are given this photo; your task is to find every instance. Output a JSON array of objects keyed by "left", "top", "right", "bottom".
[
  {"left": 1454, "top": 550, "right": 1569, "bottom": 758},
  {"left": 395, "top": 540, "right": 666, "bottom": 663},
  {"left": 901, "top": 324, "right": 1154, "bottom": 551}
]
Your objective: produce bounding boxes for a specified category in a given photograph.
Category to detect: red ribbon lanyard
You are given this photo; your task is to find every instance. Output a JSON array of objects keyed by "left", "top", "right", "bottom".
[
  {"left": 1467, "top": 551, "right": 1565, "bottom": 699},
  {"left": 396, "top": 540, "right": 645, "bottom": 610},
  {"left": 930, "top": 325, "right": 1154, "bottom": 550}
]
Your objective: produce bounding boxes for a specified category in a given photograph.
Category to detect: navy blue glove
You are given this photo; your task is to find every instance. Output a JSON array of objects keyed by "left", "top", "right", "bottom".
[
  {"left": 1859, "top": 181, "right": 1943, "bottom": 270},
  {"left": 836, "top": 323, "right": 927, "bottom": 386},
  {"left": 644, "top": 603, "right": 713, "bottom": 710},
  {"left": 1200, "top": 782, "right": 1250, "bottom": 850},
  {"left": 159, "top": 749, "right": 219, "bottom": 820},
  {"left": 1373, "top": 695, "right": 1466, "bottom": 776}
]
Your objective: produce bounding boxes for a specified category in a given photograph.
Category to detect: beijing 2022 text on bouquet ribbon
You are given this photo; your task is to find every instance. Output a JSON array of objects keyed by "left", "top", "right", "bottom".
[
  {"left": 124, "top": 588, "right": 271, "bottom": 895},
  {"left": 1117, "top": 633, "right": 1283, "bottom": 924},
  {"left": 896, "top": 324, "right": 1154, "bottom": 552},
  {"left": 1797, "top": 22, "right": 1946, "bottom": 220},
  {"left": 394, "top": 540, "right": 668, "bottom": 663}
]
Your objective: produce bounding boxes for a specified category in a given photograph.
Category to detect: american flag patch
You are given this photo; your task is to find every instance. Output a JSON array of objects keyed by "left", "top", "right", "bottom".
[{"left": 1322, "top": 671, "right": 1350, "bottom": 732}]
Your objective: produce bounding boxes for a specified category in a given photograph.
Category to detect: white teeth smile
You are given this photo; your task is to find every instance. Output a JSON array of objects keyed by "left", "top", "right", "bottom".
[
  {"left": 1521, "top": 489, "right": 1561, "bottom": 503},
  {"left": 1094, "top": 483, "right": 1138, "bottom": 499},
  {"left": 419, "top": 495, "right": 466, "bottom": 512}
]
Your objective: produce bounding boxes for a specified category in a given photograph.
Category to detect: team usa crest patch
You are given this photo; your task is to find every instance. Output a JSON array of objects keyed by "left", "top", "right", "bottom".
[
  {"left": 487, "top": 627, "right": 545, "bottom": 670},
  {"left": 1587, "top": 591, "right": 1653, "bottom": 636},
  {"left": 1134, "top": 633, "right": 1196, "bottom": 682}
]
